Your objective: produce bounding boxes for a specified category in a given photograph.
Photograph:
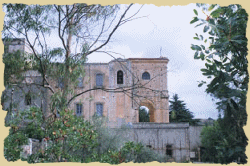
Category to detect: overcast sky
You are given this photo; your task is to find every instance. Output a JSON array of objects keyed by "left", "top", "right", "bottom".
[
  {"left": 88, "top": 3, "right": 219, "bottom": 119},
  {"left": 19, "top": 3, "right": 218, "bottom": 119}
]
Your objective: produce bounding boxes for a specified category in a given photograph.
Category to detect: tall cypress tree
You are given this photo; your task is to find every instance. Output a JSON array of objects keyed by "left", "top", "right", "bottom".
[{"left": 169, "top": 94, "right": 199, "bottom": 125}]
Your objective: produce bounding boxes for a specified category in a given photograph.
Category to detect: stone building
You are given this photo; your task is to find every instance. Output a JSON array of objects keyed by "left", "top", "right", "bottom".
[
  {"left": 2, "top": 38, "right": 203, "bottom": 162},
  {"left": 64, "top": 57, "right": 170, "bottom": 127},
  {"left": 3, "top": 39, "right": 170, "bottom": 127}
]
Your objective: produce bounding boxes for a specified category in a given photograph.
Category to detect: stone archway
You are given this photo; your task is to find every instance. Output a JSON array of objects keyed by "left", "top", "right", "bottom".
[{"left": 139, "top": 100, "right": 155, "bottom": 122}]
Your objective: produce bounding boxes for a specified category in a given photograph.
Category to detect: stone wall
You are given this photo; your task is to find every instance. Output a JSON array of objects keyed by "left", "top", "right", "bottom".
[
  {"left": 19, "top": 123, "right": 203, "bottom": 162},
  {"left": 110, "top": 123, "right": 203, "bottom": 162},
  {"left": 2, "top": 71, "right": 48, "bottom": 123},
  {"left": 3, "top": 38, "right": 25, "bottom": 53}
]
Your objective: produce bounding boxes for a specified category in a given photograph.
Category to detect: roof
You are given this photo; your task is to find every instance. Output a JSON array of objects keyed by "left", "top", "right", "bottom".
[{"left": 128, "top": 57, "right": 169, "bottom": 61}]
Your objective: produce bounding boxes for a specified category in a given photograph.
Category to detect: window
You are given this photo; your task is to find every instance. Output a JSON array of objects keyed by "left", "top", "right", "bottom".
[
  {"left": 117, "top": 70, "right": 124, "bottom": 84},
  {"left": 78, "top": 77, "right": 83, "bottom": 88},
  {"left": 166, "top": 145, "right": 173, "bottom": 157},
  {"left": 58, "top": 77, "right": 64, "bottom": 88},
  {"left": 142, "top": 72, "right": 150, "bottom": 80},
  {"left": 76, "top": 103, "right": 83, "bottom": 116},
  {"left": 96, "top": 74, "right": 103, "bottom": 87},
  {"left": 96, "top": 103, "right": 103, "bottom": 116},
  {"left": 25, "top": 93, "right": 31, "bottom": 105}
]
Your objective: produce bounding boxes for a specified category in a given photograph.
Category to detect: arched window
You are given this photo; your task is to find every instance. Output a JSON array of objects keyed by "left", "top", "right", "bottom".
[
  {"left": 142, "top": 72, "right": 150, "bottom": 80},
  {"left": 117, "top": 70, "right": 123, "bottom": 84}
]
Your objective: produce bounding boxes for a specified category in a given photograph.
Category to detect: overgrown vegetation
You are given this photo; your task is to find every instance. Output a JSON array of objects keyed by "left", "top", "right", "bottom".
[
  {"left": 4, "top": 107, "right": 168, "bottom": 163},
  {"left": 3, "top": 3, "right": 162, "bottom": 163},
  {"left": 191, "top": 4, "right": 248, "bottom": 164}
]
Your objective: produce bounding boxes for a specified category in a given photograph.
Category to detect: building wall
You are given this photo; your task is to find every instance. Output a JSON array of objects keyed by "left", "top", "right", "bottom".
[
  {"left": 3, "top": 38, "right": 25, "bottom": 53},
  {"left": 3, "top": 39, "right": 204, "bottom": 162},
  {"left": 3, "top": 38, "right": 170, "bottom": 126},
  {"left": 61, "top": 58, "right": 170, "bottom": 127},
  {"left": 109, "top": 123, "right": 203, "bottom": 162},
  {"left": 129, "top": 58, "right": 169, "bottom": 123},
  {"left": 189, "top": 125, "right": 203, "bottom": 150},
  {"left": 2, "top": 71, "right": 48, "bottom": 123}
]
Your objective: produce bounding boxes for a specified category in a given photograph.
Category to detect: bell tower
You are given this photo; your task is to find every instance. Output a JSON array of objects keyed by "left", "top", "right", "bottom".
[{"left": 129, "top": 57, "right": 169, "bottom": 123}]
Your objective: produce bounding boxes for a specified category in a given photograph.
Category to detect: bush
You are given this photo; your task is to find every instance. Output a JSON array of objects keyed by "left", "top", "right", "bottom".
[{"left": 120, "top": 141, "right": 169, "bottom": 163}]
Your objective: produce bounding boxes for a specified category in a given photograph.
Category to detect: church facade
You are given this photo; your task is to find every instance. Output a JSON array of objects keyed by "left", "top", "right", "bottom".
[
  {"left": 64, "top": 57, "right": 170, "bottom": 127},
  {"left": 3, "top": 38, "right": 170, "bottom": 127},
  {"left": 2, "top": 38, "right": 204, "bottom": 162}
]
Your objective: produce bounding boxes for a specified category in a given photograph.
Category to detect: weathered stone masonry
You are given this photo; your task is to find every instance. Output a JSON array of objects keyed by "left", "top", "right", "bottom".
[
  {"left": 2, "top": 38, "right": 203, "bottom": 162},
  {"left": 66, "top": 57, "right": 170, "bottom": 127}
]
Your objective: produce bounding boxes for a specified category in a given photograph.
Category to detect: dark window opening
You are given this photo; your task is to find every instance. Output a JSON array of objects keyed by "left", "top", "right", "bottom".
[
  {"left": 25, "top": 93, "right": 31, "bottom": 105},
  {"left": 96, "top": 103, "right": 103, "bottom": 116},
  {"left": 142, "top": 72, "right": 150, "bottom": 80},
  {"left": 76, "top": 103, "right": 83, "bottom": 116},
  {"left": 166, "top": 145, "right": 173, "bottom": 157},
  {"left": 96, "top": 74, "right": 103, "bottom": 87},
  {"left": 117, "top": 70, "right": 124, "bottom": 84}
]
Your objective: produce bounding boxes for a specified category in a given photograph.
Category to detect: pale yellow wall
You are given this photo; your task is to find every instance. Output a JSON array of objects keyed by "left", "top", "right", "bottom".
[{"left": 47, "top": 58, "right": 169, "bottom": 125}]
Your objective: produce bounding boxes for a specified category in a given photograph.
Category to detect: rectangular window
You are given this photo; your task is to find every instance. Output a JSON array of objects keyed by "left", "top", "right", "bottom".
[
  {"left": 76, "top": 103, "right": 83, "bottom": 116},
  {"left": 96, "top": 103, "right": 103, "bottom": 116},
  {"left": 166, "top": 145, "right": 173, "bottom": 157},
  {"left": 78, "top": 77, "right": 83, "bottom": 88},
  {"left": 96, "top": 74, "right": 103, "bottom": 87}
]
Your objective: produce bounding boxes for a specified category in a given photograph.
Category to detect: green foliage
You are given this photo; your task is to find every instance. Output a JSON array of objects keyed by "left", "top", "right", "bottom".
[
  {"left": 169, "top": 94, "right": 199, "bottom": 125},
  {"left": 193, "top": 9, "right": 198, "bottom": 16},
  {"left": 120, "top": 141, "right": 168, "bottom": 163},
  {"left": 2, "top": 3, "right": 155, "bottom": 164},
  {"left": 4, "top": 106, "right": 170, "bottom": 163},
  {"left": 90, "top": 115, "right": 128, "bottom": 156},
  {"left": 4, "top": 129, "right": 28, "bottom": 161},
  {"left": 191, "top": 4, "right": 248, "bottom": 164},
  {"left": 200, "top": 121, "right": 222, "bottom": 163},
  {"left": 200, "top": 120, "right": 246, "bottom": 164},
  {"left": 139, "top": 107, "right": 150, "bottom": 122},
  {"left": 4, "top": 107, "right": 99, "bottom": 163},
  {"left": 2, "top": 49, "right": 31, "bottom": 86}
]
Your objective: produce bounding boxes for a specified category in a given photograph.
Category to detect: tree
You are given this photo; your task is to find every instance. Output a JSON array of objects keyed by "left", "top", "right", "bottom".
[
  {"left": 2, "top": 47, "right": 29, "bottom": 86},
  {"left": 3, "top": 3, "right": 140, "bottom": 110},
  {"left": 200, "top": 120, "right": 222, "bottom": 163},
  {"left": 169, "top": 94, "right": 199, "bottom": 125},
  {"left": 4, "top": 107, "right": 100, "bottom": 162},
  {"left": 2, "top": 3, "right": 143, "bottom": 163},
  {"left": 3, "top": 3, "right": 171, "bottom": 163},
  {"left": 139, "top": 107, "right": 150, "bottom": 122},
  {"left": 190, "top": 4, "right": 248, "bottom": 164},
  {"left": 2, "top": 3, "right": 154, "bottom": 119},
  {"left": 4, "top": 106, "right": 169, "bottom": 163}
]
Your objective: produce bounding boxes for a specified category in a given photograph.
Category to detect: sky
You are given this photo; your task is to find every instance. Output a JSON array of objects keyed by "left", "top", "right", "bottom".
[
  {"left": 16, "top": 3, "right": 218, "bottom": 119},
  {"left": 87, "top": 3, "right": 219, "bottom": 119}
]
